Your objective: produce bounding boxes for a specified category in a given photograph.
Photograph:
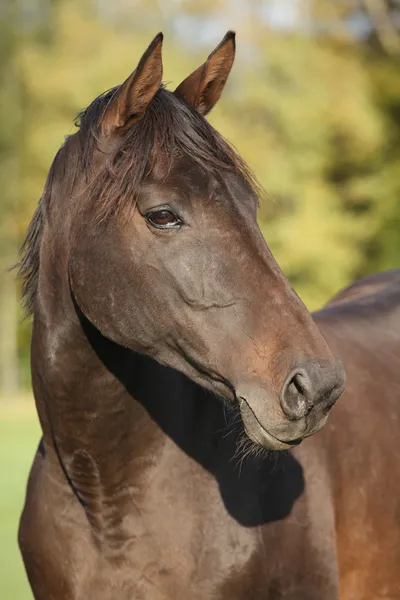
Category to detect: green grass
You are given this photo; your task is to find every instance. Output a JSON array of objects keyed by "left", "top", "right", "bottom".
[{"left": 0, "top": 398, "right": 40, "bottom": 600}]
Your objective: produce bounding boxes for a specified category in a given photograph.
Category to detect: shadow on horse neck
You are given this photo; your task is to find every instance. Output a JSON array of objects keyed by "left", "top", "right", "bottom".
[{"left": 78, "top": 304, "right": 305, "bottom": 528}]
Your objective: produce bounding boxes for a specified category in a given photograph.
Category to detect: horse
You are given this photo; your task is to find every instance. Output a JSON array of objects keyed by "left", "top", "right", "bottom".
[{"left": 17, "top": 32, "right": 399, "bottom": 599}]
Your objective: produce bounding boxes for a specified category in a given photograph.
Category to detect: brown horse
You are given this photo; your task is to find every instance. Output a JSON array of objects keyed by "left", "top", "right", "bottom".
[{"left": 17, "top": 33, "right": 399, "bottom": 599}]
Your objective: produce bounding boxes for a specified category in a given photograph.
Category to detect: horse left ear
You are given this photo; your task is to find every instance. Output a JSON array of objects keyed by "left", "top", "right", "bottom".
[
  {"left": 101, "top": 33, "right": 163, "bottom": 135},
  {"left": 174, "top": 31, "right": 235, "bottom": 116}
]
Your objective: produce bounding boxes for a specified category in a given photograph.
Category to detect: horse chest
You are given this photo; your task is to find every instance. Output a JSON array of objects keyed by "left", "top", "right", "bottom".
[
  {"left": 60, "top": 451, "right": 263, "bottom": 599},
  {"left": 99, "top": 471, "right": 260, "bottom": 599}
]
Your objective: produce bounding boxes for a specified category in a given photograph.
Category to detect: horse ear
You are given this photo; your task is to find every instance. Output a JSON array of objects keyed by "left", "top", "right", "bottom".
[
  {"left": 101, "top": 33, "right": 163, "bottom": 135},
  {"left": 174, "top": 31, "right": 235, "bottom": 116}
]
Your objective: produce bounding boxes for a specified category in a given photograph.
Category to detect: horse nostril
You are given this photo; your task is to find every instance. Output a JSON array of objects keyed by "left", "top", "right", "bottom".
[
  {"left": 280, "top": 361, "right": 345, "bottom": 422},
  {"left": 280, "top": 370, "right": 312, "bottom": 421},
  {"left": 288, "top": 373, "right": 307, "bottom": 397}
]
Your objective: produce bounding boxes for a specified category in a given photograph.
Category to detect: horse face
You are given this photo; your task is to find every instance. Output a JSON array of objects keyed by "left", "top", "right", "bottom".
[{"left": 68, "top": 33, "right": 345, "bottom": 450}]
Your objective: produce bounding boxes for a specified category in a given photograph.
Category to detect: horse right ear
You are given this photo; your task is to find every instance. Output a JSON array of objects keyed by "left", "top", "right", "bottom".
[
  {"left": 101, "top": 33, "right": 163, "bottom": 135},
  {"left": 174, "top": 31, "right": 235, "bottom": 116}
]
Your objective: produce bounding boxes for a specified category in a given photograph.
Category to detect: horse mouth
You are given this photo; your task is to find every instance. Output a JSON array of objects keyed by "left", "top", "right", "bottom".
[{"left": 238, "top": 397, "right": 304, "bottom": 451}]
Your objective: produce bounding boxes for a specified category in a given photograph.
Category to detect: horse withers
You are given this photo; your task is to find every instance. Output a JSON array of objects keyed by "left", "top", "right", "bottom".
[{"left": 17, "top": 32, "right": 399, "bottom": 599}]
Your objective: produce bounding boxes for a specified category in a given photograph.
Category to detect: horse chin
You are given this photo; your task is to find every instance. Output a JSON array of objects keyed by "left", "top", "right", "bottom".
[{"left": 239, "top": 398, "right": 304, "bottom": 451}]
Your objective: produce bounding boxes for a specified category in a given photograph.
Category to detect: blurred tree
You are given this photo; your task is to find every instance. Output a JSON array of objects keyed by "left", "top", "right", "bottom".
[
  {"left": 364, "top": 56, "right": 400, "bottom": 274},
  {"left": 301, "top": 0, "right": 400, "bottom": 283},
  {"left": 0, "top": 0, "right": 21, "bottom": 395}
]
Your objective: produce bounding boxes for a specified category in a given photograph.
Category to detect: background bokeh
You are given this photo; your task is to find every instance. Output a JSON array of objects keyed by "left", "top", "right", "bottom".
[{"left": 1, "top": 1, "right": 399, "bottom": 598}]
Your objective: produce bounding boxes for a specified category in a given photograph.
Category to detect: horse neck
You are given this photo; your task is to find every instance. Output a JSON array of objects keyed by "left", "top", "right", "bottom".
[
  {"left": 31, "top": 290, "right": 306, "bottom": 532},
  {"left": 31, "top": 294, "right": 228, "bottom": 493}
]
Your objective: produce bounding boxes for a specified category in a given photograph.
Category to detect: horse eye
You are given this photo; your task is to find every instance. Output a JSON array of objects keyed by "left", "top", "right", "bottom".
[{"left": 146, "top": 209, "right": 182, "bottom": 229}]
